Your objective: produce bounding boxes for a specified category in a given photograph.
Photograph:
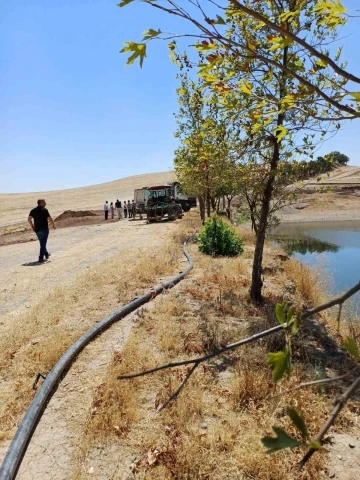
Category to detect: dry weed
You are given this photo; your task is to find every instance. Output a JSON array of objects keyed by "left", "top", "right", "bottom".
[
  {"left": 284, "top": 258, "right": 325, "bottom": 307},
  {"left": 73, "top": 225, "right": 351, "bottom": 479},
  {"left": 0, "top": 241, "right": 181, "bottom": 442}
]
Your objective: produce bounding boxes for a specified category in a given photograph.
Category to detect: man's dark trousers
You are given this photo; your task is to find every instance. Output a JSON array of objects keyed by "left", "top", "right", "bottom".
[
  {"left": 36, "top": 229, "right": 49, "bottom": 260},
  {"left": 105, "top": 210, "right": 108, "bottom": 220}
]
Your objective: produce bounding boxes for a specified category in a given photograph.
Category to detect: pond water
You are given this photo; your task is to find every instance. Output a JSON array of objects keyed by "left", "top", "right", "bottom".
[{"left": 271, "top": 221, "right": 360, "bottom": 313}]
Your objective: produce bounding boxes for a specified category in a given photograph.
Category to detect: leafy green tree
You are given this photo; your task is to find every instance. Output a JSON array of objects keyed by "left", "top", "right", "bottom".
[
  {"left": 119, "top": 0, "right": 360, "bottom": 118},
  {"left": 119, "top": 1, "right": 354, "bottom": 303},
  {"left": 174, "top": 74, "right": 239, "bottom": 223},
  {"left": 326, "top": 150, "right": 350, "bottom": 165}
]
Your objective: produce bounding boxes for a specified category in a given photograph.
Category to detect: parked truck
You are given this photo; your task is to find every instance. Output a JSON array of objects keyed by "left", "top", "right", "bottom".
[{"left": 134, "top": 182, "right": 196, "bottom": 215}]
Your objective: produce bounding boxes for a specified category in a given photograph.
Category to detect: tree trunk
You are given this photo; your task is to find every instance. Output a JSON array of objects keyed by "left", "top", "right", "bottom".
[
  {"left": 199, "top": 196, "right": 205, "bottom": 224},
  {"left": 250, "top": 42, "right": 288, "bottom": 304},
  {"left": 226, "top": 196, "right": 233, "bottom": 219},
  {"left": 216, "top": 197, "right": 221, "bottom": 213},
  {"left": 206, "top": 188, "right": 211, "bottom": 218},
  {"left": 250, "top": 141, "right": 279, "bottom": 304},
  {"left": 210, "top": 196, "right": 216, "bottom": 212}
]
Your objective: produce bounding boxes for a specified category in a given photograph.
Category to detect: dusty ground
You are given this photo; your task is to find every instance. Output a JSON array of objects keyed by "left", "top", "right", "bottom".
[
  {"left": 0, "top": 214, "right": 183, "bottom": 478},
  {"left": 297, "top": 166, "right": 360, "bottom": 189},
  {"left": 0, "top": 171, "right": 175, "bottom": 229},
  {"left": 0, "top": 217, "right": 176, "bottom": 319},
  {"left": 278, "top": 191, "right": 360, "bottom": 223},
  {"left": 0, "top": 210, "right": 115, "bottom": 247},
  {"left": 273, "top": 166, "right": 360, "bottom": 223},
  {"left": 1, "top": 169, "right": 360, "bottom": 479}
]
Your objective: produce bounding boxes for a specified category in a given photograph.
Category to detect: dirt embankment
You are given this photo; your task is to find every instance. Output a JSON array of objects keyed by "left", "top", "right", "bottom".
[
  {"left": 278, "top": 190, "right": 360, "bottom": 223},
  {"left": 277, "top": 166, "right": 360, "bottom": 223}
]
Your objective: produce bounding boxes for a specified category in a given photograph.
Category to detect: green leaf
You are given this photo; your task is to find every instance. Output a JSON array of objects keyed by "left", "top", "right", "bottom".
[
  {"left": 309, "top": 439, "right": 323, "bottom": 450},
  {"left": 142, "top": 28, "right": 162, "bottom": 41},
  {"left": 287, "top": 407, "right": 308, "bottom": 439},
  {"left": 117, "top": 0, "right": 135, "bottom": 6},
  {"left": 267, "top": 349, "right": 291, "bottom": 382},
  {"left": 349, "top": 92, "right": 360, "bottom": 102},
  {"left": 343, "top": 336, "right": 360, "bottom": 361},
  {"left": 275, "top": 303, "right": 286, "bottom": 325},
  {"left": 120, "top": 42, "right": 147, "bottom": 68},
  {"left": 291, "top": 313, "right": 301, "bottom": 336},
  {"left": 262, "top": 426, "right": 301, "bottom": 453},
  {"left": 276, "top": 125, "right": 287, "bottom": 142},
  {"left": 214, "top": 15, "right": 226, "bottom": 25}
]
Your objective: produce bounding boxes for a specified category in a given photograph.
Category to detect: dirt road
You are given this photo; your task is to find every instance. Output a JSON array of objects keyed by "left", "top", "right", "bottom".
[{"left": 0, "top": 219, "right": 176, "bottom": 319}]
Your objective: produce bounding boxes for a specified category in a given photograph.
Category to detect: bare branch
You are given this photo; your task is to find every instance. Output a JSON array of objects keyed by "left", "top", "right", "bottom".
[
  {"left": 118, "top": 324, "right": 283, "bottom": 379},
  {"left": 269, "top": 367, "right": 360, "bottom": 400},
  {"left": 228, "top": 0, "right": 360, "bottom": 85},
  {"left": 158, "top": 362, "right": 199, "bottom": 411},
  {"left": 299, "top": 374, "right": 360, "bottom": 468},
  {"left": 118, "top": 281, "right": 360, "bottom": 379}
]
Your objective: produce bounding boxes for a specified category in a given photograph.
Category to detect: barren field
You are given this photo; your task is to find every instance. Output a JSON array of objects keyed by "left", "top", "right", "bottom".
[
  {"left": 301, "top": 166, "right": 360, "bottom": 188},
  {"left": 1, "top": 172, "right": 360, "bottom": 479},
  {"left": 0, "top": 171, "right": 175, "bottom": 229},
  {"left": 278, "top": 166, "right": 360, "bottom": 222}
]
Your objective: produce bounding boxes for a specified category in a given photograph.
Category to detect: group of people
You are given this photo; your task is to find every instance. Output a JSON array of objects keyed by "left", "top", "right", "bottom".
[
  {"left": 103, "top": 199, "right": 137, "bottom": 220},
  {"left": 27, "top": 198, "right": 141, "bottom": 264}
]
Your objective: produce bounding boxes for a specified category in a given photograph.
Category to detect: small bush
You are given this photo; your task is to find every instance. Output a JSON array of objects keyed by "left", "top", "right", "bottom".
[{"left": 198, "top": 216, "right": 244, "bottom": 257}]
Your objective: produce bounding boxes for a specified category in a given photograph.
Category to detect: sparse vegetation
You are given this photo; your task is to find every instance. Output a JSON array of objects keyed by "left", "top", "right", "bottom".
[
  {"left": 198, "top": 216, "right": 244, "bottom": 257},
  {"left": 71, "top": 215, "right": 360, "bottom": 479},
  {"left": 0, "top": 241, "right": 181, "bottom": 442}
]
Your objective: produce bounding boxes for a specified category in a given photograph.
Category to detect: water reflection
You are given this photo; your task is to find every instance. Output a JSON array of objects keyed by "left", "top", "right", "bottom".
[
  {"left": 273, "top": 235, "right": 339, "bottom": 255},
  {"left": 270, "top": 221, "right": 360, "bottom": 309}
]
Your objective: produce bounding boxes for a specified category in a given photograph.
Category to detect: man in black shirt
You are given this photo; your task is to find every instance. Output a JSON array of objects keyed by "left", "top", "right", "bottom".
[
  {"left": 115, "top": 199, "right": 123, "bottom": 220},
  {"left": 28, "top": 199, "right": 56, "bottom": 263}
]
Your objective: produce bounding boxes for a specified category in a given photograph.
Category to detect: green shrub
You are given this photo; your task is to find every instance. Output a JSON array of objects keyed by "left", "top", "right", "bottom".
[{"left": 198, "top": 216, "right": 244, "bottom": 257}]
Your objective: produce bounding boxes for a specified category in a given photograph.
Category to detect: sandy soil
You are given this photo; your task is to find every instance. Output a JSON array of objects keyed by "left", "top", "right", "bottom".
[
  {"left": 278, "top": 191, "right": 360, "bottom": 223},
  {"left": 0, "top": 171, "right": 175, "bottom": 229},
  {"left": 298, "top": 165, "right": 360, "bottom": 188},
  {"left": 0, "top": 218, "right": 176, "bottom": 319}
]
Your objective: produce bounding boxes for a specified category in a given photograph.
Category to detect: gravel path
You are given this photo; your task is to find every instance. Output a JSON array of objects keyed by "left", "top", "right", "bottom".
[{"left": 0, "top": 219, "right": 175, "bottom": 319}]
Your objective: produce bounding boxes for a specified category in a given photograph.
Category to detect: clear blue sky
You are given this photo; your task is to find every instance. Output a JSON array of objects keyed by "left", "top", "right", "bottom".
[{"left": 0, "top": 0, "right": 359, "bottom": 193}]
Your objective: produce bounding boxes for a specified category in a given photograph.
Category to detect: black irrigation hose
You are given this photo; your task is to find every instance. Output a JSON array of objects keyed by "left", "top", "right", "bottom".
[{"left": 0, "top": 242, "right": 193, "bottom": 480}]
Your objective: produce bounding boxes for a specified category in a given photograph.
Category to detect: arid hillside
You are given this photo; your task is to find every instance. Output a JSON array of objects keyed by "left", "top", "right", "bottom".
[
  {"left": 294, "top": 165, "right": 360, "bottom": 190},
  {"left": 0, "top": 171, "right": 175, "bottom": 229}
]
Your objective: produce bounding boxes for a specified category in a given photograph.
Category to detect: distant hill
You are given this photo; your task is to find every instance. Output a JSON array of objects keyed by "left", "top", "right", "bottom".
[
  {"left": 0, "top": 171, "right": 175, "bottom": 229},
  {"left": 288, "top": 165, "right": 360, "bottom": 193}
]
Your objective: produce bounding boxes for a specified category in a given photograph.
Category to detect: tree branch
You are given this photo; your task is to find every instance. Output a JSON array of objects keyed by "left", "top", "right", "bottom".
[
  {"left": 299, "top": 374, "right": 360, "bottom": 468},
  {"left": 158, "top": 362, "right": 199, "bottom": 411},
  {"left": 228, "top": 0, "right": 360, "bottom": 85},
  {"left": 118, "top": 281, "right": 360, "bottom": 379},
  {"left": 269, "top": 367, "right": 360, "bottom": 400}
]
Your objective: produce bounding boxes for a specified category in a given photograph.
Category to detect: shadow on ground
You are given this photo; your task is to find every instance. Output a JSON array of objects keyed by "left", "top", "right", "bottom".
[{"left": 22, "top": 261, "right": 51, "bottom": 267}]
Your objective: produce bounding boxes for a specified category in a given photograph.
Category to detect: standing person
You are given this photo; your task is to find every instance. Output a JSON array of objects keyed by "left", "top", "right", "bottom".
[
  {"left": 115, "top": 199, "right": 122, "bottom": 219},
  {"left": 131, "top": 200, "right": 136, "bottom": 219},
  {"left": 123, "top": 201, "right": 127, "bottom": 219},
  {"left": 28, "top": 199, "right": 56, "bottom": 263},
  {"left": 110, "top": 202, "right": 115, "bottom": 220},
  {"left": 104, "top": 201, "right": 109, "bottom": 220},
  {"left": 127, "top": 200, "right": 132, "bottom": 219}
]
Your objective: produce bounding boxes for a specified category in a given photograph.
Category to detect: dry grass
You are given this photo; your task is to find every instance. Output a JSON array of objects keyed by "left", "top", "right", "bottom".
[
  {"left": 72, "top": 219, "right": 355, "bottom": 479},
  {"left": 0, "top": 241, "right": 181, "bottom": 442},
  {"left": 284, "top": 258, "right": 325, "bottom": 307}
]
